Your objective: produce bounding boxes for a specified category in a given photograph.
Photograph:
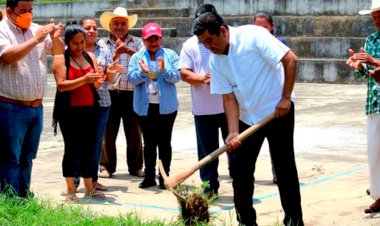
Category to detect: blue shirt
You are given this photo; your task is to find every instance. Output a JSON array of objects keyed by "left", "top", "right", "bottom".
[{"left": 128, "top": 47, "right": 181, "bottom": 116}]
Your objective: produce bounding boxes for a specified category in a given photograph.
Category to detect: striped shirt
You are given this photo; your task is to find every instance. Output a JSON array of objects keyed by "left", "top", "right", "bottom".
[
  {"left": 178, "top": 35, "right": 224, "bottom": 115},
  {"left": 355, "top": 31, "right": 380, "bottom": 116},
  {"left": 94, "top": 42, "right": 113, "bottom": 107},
  {"left": 98, "top": 35, "right": 142, "bottom": 91},
  {"left": 0, "top": 17, "right": 52, "bottom": 101}
]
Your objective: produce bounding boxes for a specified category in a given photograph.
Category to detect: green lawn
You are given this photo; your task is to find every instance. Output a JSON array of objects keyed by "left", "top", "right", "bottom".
[
  {"left": 0, "top": 194, "right": 184, "bottom": 226},
  {"left": 0, "top": 191, "right": 223, "bottom": 226}
]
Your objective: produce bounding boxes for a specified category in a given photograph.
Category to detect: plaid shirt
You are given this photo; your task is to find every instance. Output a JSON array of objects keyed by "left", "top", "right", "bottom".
[
  {"left": 355, "top": 31, "right": 380, "bottom": 115},
  {"left": 98, "top": 35, "right": 142, "bottom": 91},
  {"left": 94, "top": 42, "right": 113, "bottom": 107},
  {"left": 0, "top": 18, "right": 52, "bottom": 101}
]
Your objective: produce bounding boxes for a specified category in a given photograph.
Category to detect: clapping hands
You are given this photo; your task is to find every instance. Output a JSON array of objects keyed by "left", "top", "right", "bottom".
[
  {"left": 347, "top": 47, "right": 380, "bottom": 82},
  {"left": 106, "top": 61, "right": 125, "bottom": 81}
]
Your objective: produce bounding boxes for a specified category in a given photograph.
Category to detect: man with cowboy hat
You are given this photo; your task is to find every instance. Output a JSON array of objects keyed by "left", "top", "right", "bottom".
[
  {"left": 98, "top": 7, "right": 144, "bottom": 179},
  {"left": 347, "top": 0, "right": 380, "bottom": 213}
]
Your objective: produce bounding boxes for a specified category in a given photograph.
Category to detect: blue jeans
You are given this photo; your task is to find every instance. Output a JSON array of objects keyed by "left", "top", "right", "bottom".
[
  {"left": 194, "top": 113, "right": 230, "bottom": 194},
  {"left": 92, "top": 106, "right": 109, "bottom": 182},
  {"left": 0, "top": 101, "right": 43, "bottom": 197},
  {"left": 73, "top": 106, "right": 110, "bottom": 186}
]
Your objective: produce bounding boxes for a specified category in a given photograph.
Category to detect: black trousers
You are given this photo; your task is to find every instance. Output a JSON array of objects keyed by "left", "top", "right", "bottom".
[
  {"left": 100, "top": 90, "right": 143, "bottom": 174},
  {"left": 60, "top": 106, "right": 98, "bottom": 178},
  {"left": 230, "top": 103, "right": 303, "bottom": 226},
  {"left": 138, "top": 104, "right": 177, "bottom": 181}
]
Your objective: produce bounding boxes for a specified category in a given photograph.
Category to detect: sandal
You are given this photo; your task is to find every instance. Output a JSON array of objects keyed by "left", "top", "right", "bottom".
[
  {"left": 61, "top": 187, "right": 77, "bottom": 196},
  {"left": 93, "top": 182, "right": 108, "bottom": 191},
  {"left": 99, "top": 169, "right": 111, "bottom": 178},
  {"left": 65, "top": 194, "right": 80, "bottom": 203},
  {"left": 85, "top": 190, "right": 107, "bottom": 199}
]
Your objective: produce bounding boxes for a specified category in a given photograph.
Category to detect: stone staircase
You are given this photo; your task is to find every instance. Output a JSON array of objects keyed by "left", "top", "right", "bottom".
[{"left": 27, "top": 0, "right": 375, "bottom": 83}]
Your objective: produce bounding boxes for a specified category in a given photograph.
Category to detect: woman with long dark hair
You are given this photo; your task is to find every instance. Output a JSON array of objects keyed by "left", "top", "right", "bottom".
[{"left": 52, "top": 24, "right": 105, "bottom": 202}]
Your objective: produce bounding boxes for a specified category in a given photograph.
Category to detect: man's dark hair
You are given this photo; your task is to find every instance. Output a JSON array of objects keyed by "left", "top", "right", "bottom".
[
  {"left": 7, "top": 0, "right": 34, "bottom": 10},
  {"left": 192, "top": 12, "right": 227, "bottom": 36},
  {"left": 64, "top": 24, "right": 85, "bottom": 45},
  {"left": 195, "top": 3, "right": 217, "bottom": 18},
  {"left": 253, "top": 10, "right": 274, "bottom": 25}
]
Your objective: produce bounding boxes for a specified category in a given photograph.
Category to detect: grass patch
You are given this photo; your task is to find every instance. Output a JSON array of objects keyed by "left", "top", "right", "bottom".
[{"left": 0, "top": 193, "right": 196, "bottom": 226}]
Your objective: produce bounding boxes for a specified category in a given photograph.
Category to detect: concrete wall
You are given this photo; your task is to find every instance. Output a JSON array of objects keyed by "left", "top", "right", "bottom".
[
  {"left": 1, "top": 0, "right": 371, "bottom": 83},
  {"left": 193, "top": 0, "right": 370, "bottom": 16},
  {"left": 0, "top": 0, "right": 373, "bottom": 18}
]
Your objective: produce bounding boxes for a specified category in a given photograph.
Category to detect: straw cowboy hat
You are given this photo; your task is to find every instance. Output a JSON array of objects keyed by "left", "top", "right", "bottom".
[
  {"left": 0, "top": 9, "right": 5, "bottom": 21},
  {"left": 99, "top": 7, "right": 138, "bottom": 31},
  {"left": 359, "top": 0, "right": 380, "bottom": 15}
]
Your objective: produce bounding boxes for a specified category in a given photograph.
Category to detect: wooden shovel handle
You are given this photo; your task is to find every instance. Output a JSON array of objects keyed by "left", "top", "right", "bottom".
[{"left": 189, "top": 113, "right": 275, "bottom": 173}]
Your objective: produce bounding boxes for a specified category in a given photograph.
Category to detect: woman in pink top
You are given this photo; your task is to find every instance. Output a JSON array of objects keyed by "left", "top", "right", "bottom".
[{"left": 52, "top": 24, "right": 106, "bottom": 202}]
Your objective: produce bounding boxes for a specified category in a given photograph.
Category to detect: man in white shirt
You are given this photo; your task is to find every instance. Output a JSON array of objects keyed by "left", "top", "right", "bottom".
[
  {"left": 178, "top": 3, "right": 233, "bottom": 197},
  {"left": 193, "top": 12, "right": 303, "bottom": 226}
]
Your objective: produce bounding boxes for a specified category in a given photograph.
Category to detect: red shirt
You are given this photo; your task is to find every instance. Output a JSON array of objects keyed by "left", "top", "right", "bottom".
[{"left": 68, "top": 65, "right": 95, "bottom": 107}]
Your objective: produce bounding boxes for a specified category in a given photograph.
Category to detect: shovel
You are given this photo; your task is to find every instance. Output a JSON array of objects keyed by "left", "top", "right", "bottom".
[{"left": 158, "top": 112, "right": 275, "bottom": 190}]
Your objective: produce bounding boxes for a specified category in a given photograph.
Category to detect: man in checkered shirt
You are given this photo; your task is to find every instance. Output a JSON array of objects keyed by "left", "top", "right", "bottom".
[
  {"left": 0, "top": 0, "right": 64, "bottom": 198},
  {"left": 97, "top": 7, "right": 144, "bottom": 178}
]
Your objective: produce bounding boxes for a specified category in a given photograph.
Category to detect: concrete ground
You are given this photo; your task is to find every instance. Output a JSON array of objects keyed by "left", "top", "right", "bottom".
[{"left": 31, "top": 77, "right": 380, "bottom": 226}]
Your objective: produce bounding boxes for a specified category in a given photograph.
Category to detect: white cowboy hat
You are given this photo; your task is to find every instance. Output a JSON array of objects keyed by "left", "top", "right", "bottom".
[
  {"left": 359, "top": 0, "right": 380, "bottom": 15},
  {"left": 99, "top": 7, "right": 138, "bottom": 31}
]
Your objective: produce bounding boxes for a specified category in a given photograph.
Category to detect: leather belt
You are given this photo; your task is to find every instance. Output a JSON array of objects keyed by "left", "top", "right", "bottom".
[{"left": 0, "top": 96, "right": 42, "bottom": 108}]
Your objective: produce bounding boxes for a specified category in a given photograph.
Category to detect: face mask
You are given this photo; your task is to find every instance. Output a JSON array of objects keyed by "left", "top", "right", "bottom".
[{"left": 15, "top": 12, "right": 32, "bottom": 29}]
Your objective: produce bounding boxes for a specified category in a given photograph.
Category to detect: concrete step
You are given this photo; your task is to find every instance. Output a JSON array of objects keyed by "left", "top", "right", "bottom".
[
  {"left": 286, "top": 37, "right": 365, "bottom": 58},
  {"left": 98, "top": 27, "right": 177, "bottom": 38},
  {"left": 134, "top": 15, "right": 376, "bottom": 38},
  {"left": 183, "top": 0, "right": 371, "bottom": 16},
  {"left": 34, "top": 15, "right": 376, "bottom": 38},
  {"left": 45, "top": 56, "right": 358, "bottom": 84},
  {"left": 225, "top": 15, "right": 375, "bottom": 38},
  {"left": 297, "top": 58, "right": 357, "bottom": 84},
  {"left": 95, "top": 7, "right": 191, "bottom": 18},
  {"left": 158, "top": 37, "right": 365, "bottom": 59},
  {"left": 18, "top": 0, "right": 373, "bottom": 18}
]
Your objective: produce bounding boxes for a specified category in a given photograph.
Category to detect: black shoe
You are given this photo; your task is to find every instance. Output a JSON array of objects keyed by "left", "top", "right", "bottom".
[
  {"left": 365, "top": 199, "right": 380, "bottom": 213},
  {"left": 158, "top": 182, "right": 166, "bottom": 189},
  {"left": 19, "top": 190, "right": 34, "bottom": 199},
  {"left": 138, "top": 179, "right": 156, "bottom": 189},
  {"left": 158, "top": 175, "right": 166, "bottom": 190},
  {"left": 130, "top": 169, "right": 145, "bottom": 177}
]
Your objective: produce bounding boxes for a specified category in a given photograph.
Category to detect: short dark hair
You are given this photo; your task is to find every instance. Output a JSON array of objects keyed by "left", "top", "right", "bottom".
[
  {"left": 64, "top": 24, "right": 85, "bottom": 45},
  {"left": 195, "top": 4, "right": 217, "bottom": 18},
  {"left": 253, "top": 11, "right": 274, "bottom": 26},
  {"left": 7, "top": 0, "right": 33, "bottom": 10},
  {"left": 192, "top": 12, "right": 227, "bottom": 36}
]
